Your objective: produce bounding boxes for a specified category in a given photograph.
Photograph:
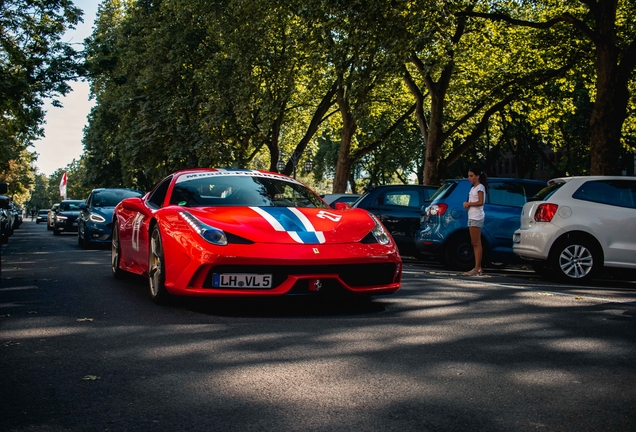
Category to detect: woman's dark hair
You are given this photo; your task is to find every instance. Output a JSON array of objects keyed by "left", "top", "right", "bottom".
[{"left": 468, "top": 167, "right": 489, "bottom": 192}]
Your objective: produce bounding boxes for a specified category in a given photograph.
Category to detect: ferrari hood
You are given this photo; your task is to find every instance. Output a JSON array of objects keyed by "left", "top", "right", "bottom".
[{"left": 185, "top": 206, "right": 377, "bottom": 244}]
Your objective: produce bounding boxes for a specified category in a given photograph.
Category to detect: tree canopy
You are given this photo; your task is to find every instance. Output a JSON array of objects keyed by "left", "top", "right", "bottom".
[
  {"left": 0, "top": 0, "right": 83, "bottom": 174},
  {"left": 3, "top": 0, "right": 636, "bottom": 201}
]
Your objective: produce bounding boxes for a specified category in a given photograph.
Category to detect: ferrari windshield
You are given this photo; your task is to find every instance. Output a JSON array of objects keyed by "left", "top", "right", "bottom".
[{"left": 170, "top": 172, "right": 328, "bottom": 208}]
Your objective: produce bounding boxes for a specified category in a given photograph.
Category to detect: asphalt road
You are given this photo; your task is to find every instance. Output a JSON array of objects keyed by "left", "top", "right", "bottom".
[{"left": 1, "top": 220, "right": 635, "bottom": 432}]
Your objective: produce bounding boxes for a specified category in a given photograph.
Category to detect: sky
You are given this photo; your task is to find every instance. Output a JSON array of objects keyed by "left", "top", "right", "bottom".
[{"left": 32, "top": 0, "right": 99, "bottom": 176}]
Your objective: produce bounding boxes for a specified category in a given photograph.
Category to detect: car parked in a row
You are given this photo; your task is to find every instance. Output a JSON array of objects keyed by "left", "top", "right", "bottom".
[
  {"left": 352, "top": 184, "right": 438, "bottom": 257},
  {"left": 416, "top": 178, "right": 546, "bottom": 270},
  {"left": 77, "top": 188, "right": 143, "bottom": 248},
  {"left": 513, "top": 176, "right": 636, "bottom": 282},
  {"left": 52, "top": 200, "right": 84, "bottom": 235},
  {"left": 36, "top": 209, "right": 49, "bottom": 223}
]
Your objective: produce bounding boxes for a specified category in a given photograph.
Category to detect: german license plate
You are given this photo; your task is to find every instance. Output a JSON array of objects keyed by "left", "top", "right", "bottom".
[{"left": 213, "top": 273, "right": 272, "bottom": 288}]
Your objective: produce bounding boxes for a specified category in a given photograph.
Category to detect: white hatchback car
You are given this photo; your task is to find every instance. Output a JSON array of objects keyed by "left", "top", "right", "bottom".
[{"left": 513, "top": 176, "right": 636, "bottom": 282}]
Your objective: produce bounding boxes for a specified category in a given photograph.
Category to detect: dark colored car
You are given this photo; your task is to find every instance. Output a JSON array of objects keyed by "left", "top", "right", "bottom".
[
  {"left": 415, "top": 178, "right": 546, "bottom": 270},
  {"left": 0, "top": 195, "right": 12, "bottom": 245},
  {"left": 11, "top": 204, "right": 22, "bottom": 229},
  {"left": 47, "top": 203, "right": 60, "bottom": 230},
  {"left": 77, "top": 188, "right": 143, "bottom": 248},
  {"left": 352, "top": 184, "right": 439, "bottom": 257},
  {"left": 321, "top": 193, "right": 361, "bottom": 209},
  {"left": 52, "top": 200, "right": 84, "bottom": 235},
  {"left": 36, "top": 209, "right": 49, "bottom": 224}
]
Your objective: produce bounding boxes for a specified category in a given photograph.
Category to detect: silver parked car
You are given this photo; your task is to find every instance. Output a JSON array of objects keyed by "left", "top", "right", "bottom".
[{"left": 512, "top": 176, "right": 636, "bottom": 282}]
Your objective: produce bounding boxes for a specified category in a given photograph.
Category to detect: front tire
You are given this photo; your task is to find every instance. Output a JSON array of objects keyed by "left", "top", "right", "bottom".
[
  {"left": 149, "top": 225, "right": 172, "bottom": 305},
  {"left": 444, "top": 234, "right": 474, "bottom": 271},
  {"left": 549, "top": 236, "right": 600, "bottom": 283},
  {"left": 111, "top": 222, "right": 125, "bottom": 279}
]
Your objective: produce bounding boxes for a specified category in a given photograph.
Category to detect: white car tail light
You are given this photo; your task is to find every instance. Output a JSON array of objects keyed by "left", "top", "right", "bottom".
[{"left": 534, "top": 203, "right": 558, "bottom": 222}]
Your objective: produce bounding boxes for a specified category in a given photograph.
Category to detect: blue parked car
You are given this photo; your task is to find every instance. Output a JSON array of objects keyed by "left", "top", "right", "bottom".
[
  {"left": 415, "top": 178, "right": 546, "bottom": 270},
  {"left": 77, "top": 188, "right": 143, "bottom": 248}
]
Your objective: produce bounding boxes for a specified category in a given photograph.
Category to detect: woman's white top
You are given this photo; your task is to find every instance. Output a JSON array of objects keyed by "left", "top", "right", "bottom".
[{"left": 468, "top": 184, "right": 486, "bottom": 221}]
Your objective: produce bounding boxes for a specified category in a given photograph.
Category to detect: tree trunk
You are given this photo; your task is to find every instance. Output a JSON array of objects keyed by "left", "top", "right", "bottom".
[
  {"left": 332, "top": 85, "right": 357, "bottom": 193},
  {"left": 423, "top": 90, "right": 445, "bottom": 186},
  {"left": 333, "top": 118, "right": 356, "bottom": 193},
  {"left": 589, "top": 5, "right": 630, "bottom": 175}
]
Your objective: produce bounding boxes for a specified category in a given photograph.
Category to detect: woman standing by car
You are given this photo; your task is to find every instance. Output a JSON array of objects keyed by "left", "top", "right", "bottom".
[{"left": 462, "top": 168, "right": 488, "bottom": 275}]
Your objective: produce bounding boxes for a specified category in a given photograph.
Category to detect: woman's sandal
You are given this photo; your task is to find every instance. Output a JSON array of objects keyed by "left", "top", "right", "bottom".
[{"left": 463, "top": 268, "right": 482, "bottom": 276}]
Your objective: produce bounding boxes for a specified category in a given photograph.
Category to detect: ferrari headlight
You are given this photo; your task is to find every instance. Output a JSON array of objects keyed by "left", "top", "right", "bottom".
[
  {"left": 56, "top": 215, "right": 67, "bottom": 221},
  {"left": 89, "top": 213, "right": 106, "bottom": 223},
  {"left": 179, "top": 211, "right": 227, "bottom": 246},
  {"left": 368, "top": 213, "right": 390, "bottom": 245}
]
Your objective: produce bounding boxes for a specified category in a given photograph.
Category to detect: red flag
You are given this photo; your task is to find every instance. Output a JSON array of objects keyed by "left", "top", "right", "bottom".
[{"left": 59, "top": 172, "right": 67, "bottom": 197}]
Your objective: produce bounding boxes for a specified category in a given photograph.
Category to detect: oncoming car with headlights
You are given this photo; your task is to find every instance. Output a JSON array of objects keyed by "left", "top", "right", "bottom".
[
  {"left": 78, "top": 188, "right": 144, "bottom": 248},
  {"left": 111, "top": 168, "right": 402, "bottom": 304}
]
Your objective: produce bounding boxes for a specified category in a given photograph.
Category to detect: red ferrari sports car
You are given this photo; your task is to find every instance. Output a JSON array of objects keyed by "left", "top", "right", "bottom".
[{"left": 111, "top": 168, "right": 402, "bottom": 304}]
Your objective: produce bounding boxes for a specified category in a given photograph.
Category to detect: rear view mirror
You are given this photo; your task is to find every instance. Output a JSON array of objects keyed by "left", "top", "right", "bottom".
[{"left": 333, "top": 202, "right": 351, "bottom": 211}]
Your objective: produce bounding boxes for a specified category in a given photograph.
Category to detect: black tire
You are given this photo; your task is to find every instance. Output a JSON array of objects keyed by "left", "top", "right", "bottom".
[
  {"left": 444, "top": 233, "right": 475, "bottom": 271},
  {"left": 53, "top": 229, "right": 60, "bottom": 236},
  {"left": 148, "top": 224, "right": 172, "bottom": 305},
  {"left": 549, "top": 236, "right": 600, "bottom": 283},
  {"left": 111, "top": 222, "right": 125, "bottom": 279}
]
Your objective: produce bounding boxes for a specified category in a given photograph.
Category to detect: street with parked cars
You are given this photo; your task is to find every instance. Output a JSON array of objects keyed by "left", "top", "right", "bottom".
[
  {"left": 1, "top": 216, "right": 635, "bottom": 431},
  {"left": 34, "top": 173, "right": 636, "bottom": 288},
  {"left": 2, "top": 173, "right": 635, "bottom": 430}
]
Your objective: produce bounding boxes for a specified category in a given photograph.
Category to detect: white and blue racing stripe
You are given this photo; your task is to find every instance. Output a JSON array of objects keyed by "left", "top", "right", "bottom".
[{"left": 250, "top": 207, "right": 325, "bottom": 244}]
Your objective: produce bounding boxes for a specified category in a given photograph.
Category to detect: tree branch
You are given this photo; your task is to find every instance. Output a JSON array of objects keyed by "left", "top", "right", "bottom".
[
  {"left": 456, "top": 10, "right": 598, "bottom": 44},
  {"left": 350, "top": 103, "right": 416, "bottom": 162}
]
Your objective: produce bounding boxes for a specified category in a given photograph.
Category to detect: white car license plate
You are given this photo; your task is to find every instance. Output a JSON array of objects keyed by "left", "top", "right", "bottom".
[{"left": 213, "top": 273, "right": 272, "bottom": 288}]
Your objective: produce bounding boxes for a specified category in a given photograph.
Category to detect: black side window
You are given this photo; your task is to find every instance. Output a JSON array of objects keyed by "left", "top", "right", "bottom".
[
  {"left": 148, "top": 177, "right": 173, "bottom": 209},
  {"left": 573, "top": 180, "right": 636, "bottom": 209},
  {"left": 381, "top": 190, "right": 420, "bottom": 208},
  {"left": 429, "top": 181, "right": 456, "bottom": 202},
  {"left": 488, "top": 182, "right": 526, "bottom": 207},
  {"left": 522, "top": 183, "right": 545, "bottom": 200}
]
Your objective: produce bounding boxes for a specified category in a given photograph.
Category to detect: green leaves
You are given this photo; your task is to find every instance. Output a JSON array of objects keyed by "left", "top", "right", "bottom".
[
  {"left": 80, "top": 0, "right": 636, "bottom": 193},
  {"left": 0, "top": 0, "right": 83, "bottom": 171}
]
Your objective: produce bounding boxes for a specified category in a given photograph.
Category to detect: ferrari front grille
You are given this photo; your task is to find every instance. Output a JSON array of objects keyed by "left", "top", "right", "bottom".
[{"left": 203, "top": 263, "right": 397, "bottom": 289}]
